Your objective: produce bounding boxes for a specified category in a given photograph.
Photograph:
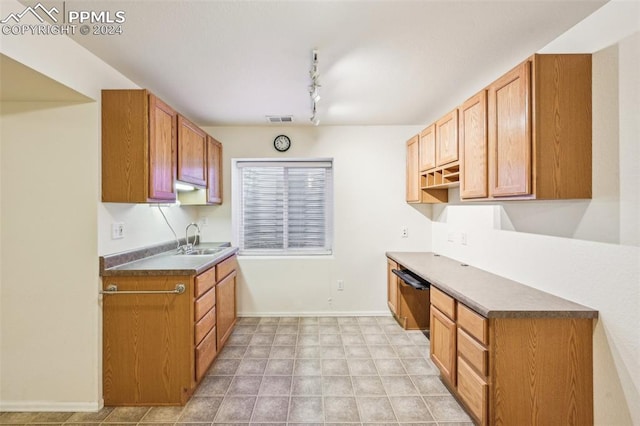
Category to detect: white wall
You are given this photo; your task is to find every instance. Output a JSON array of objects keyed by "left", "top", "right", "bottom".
[
  {"left": 0, "top": 0, "right": 198, "bottom": 409},
  {"left": 198, "top": 126, "right": 432, "bottom": 315},
  {"left": 431, "top": 31, "right": 640, "bottom": 425}
]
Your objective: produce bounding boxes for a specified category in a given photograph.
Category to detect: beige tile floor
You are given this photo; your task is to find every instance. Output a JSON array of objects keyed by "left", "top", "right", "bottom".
[{"left": 0, "top": 316, "right": 472, "bottom": 426}]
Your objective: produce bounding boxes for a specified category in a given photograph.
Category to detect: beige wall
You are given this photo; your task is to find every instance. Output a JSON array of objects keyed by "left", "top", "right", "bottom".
[
  {"left": 431, "top": 32, "right": 640, "bottom": 425},
  {"left": 198, "top": 126, "right": 432, "bottom": 315}
]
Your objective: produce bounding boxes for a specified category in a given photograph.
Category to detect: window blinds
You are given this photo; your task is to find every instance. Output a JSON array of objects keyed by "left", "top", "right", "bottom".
[{"left": 237, "top": 160, "right": 333, "bottom": 255}]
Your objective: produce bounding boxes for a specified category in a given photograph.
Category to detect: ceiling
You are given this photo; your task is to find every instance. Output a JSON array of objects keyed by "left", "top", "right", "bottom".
[{"left": 66, "top": 0, "right": 608, "bottom": 126}]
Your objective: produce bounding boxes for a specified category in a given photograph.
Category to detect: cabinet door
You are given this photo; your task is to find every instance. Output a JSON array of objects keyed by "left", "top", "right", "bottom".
[
  {"left": 460, "top": 91, "right": 488, "bottom": 199},
  {"left": 387, "top": 259, "right": 399, "bottom": 316},
  {"left": 435, "top": 110, "right": 459, "bottom": 166},
  {"left": 148, "top": 95, "right": 177, "bottom": 201},
  {"left": 102, "top": 276, "right": 191, "bottom": 405},
  {"left": 406, "top": 135, "right": 421, "bottom": 203},
  {"left": 177, "top": 115, "right": 207, "bottom": 187},
  {"left": 216, "top": 271, "right": 237, "bottom": 349},
  {"left": 430, "top": 305, "right": 457, "bottom": 387},
  {"left": 488, "top": 61, "right": 531, "bottom": 197},
  {"left": 419, "top": 125, "right": 436, "bottom": 171},
  {"left": 207, "top": 137, "right": 223, "bottom": 204}
]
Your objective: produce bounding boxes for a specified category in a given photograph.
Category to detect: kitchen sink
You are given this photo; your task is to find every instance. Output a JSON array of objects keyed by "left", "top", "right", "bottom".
[{"left": 181, "top": 247, "right": 227, "bottom": 255}]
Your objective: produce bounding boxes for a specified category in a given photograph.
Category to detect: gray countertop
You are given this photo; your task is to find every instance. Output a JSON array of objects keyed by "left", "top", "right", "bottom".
[
  {"left": 386, "top": 252, "right": 598, "bottom": 319},
  {"left": 100, "top": 242, "right": 238, "bottom": 276}
]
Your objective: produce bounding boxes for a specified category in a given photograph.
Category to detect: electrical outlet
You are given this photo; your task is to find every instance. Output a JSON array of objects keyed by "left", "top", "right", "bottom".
[
  {"left": 111, "top": 222, "right": 125, "bottom": 239},
  {"left": 337, "top": 280, "right": 344, "bottom": 291},
  {"left": 461, "top": 232, "right": 468, "bottom": 245},
  {"left": 401, "top": 227, "right": 408, "bottom": 238},
  {"left": 447, "top": 232, "right": 456, "bottom": 243},
  {"left": 199, "top": 217, "right": 209, "bottom": 227}
]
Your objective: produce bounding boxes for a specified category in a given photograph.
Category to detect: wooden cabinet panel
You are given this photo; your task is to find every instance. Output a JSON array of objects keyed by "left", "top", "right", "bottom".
[
  {"left": 459, "top": 91, "right": 488, "bottom": 199},
  {"left": 419, "top": 125, "right": 436, "bottom": 171},
  {"left": 430, "top": 305, "right": 457, "bottom": 387},
  {"left": 195, "top": 326, "right": 217, "bottom": 382},
  {"left": 406, "top": 135, "right": 421, "bottom": 203},
  {"left": 207, "top": 137, "right": 223, "bottom": 204},
  {"left": 195, "top": 266, "right": 216, "bottom": 298},
  {"left": 436, "top": 110, "right": 459, "bottom": 166},
  {"left": 457, "top": 303, "right": 488, "bottom": 345},
  {"left": 195, "top": 307, "right": 216, "bottom": 346},
  {"left": 457, "top": 328, "right": 488, "bottom": 376},
  {"left": 216, "top": 255, "right": 238, "bottom": 282},
  {"left": 489, "top": 61, "right": 531, "bottom": 197},
  {"left": 102, "top": 90, "right": 177, "bottom": 203},
  {"left": 431, "top": 287, "right": 455, "bottom": 319},
  {"left": 177, "top": 115, "right": 207, "bottom": 187},
  {"left": 398, "top": 280, "right": 430, "bottom": 330},
  {"left": 102, "top": 275, "right": 192, "bottom": 405},
  {"left": 387, "top": 259, "right": 399, "bottom": 316},
  {"left": 195, "top": 286, "right": 215, "bottom": 322},
  {"left": 458, "top": 356, "right": 488, "bottom": 425},
  {"left": 216, "top": 271, "right": 237, "bottom": 349}
]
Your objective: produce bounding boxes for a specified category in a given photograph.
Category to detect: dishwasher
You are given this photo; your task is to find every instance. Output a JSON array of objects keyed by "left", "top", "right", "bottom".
[{"left": 390, "top": 268, "right": 431, "bottom": 332}]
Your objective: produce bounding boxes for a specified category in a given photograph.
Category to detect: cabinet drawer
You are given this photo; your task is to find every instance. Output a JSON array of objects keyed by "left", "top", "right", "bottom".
[
  {"left": 458, "top": 328, "right": 488, "bottom": 376},
  {"left": 431, "top": 287, "right": 456, "bottom": 319},
  {"left": 195, "top": 326, "right": 217, "bottom": 382},
  {"left": 195, "top": 307, "right": 216, "bottom": 346},
  {"left": 195, "top": 286, "right": 215, "bottom": 322},
  {"left": 458, "top": 303, "right": 488, "bottom": 344},
  {"left": 216, "top": 255, "right": 237, "bottom": 282},
  {"left": 195, "top": 267, "right": 216, "bottom": 298},
  {"left": 457, "top": 356, "right": 488, "bottom": 425}
]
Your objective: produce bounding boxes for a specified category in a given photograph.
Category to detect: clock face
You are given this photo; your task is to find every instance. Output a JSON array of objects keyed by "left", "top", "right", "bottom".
[{"left": 274, "top": 135, "right": 291, "bottom": 152}]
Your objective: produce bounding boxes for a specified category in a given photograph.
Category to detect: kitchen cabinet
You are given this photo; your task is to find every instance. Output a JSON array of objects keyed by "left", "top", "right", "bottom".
[
  {"left": 102, "top": 90, "right": 177, "bottom": 203},
  {"left": 177, "top": 136, "right": 223, "bottom": 205},
  {"left": 419, "top": 124, "right": 436, "bottom": 171},
  {"left": 386, "top": 257, "right": 430, "bottom": 331},
  {"left": 429, "top": 286, "right": 594, "bottom": 426},
  {"left": 459, "top": 90, "right": 488, "bottom": 199},
  {"left": 435, "top": 109, "right": 459, "bottom": 167},
  {"left": 216, "top": 254, "right": 238, "bottom": 349},
  {"left": 486, "top": 54, "right": 592, "bottom": 200},
  {"left": 102, "top": 254, "right": 238, "bottom": 405},
  {"left": 177, "top": 115, "right": 207, "bottom": 187},
  {"left": 406, "top": 135, "right": 421, "bottom": 203}
]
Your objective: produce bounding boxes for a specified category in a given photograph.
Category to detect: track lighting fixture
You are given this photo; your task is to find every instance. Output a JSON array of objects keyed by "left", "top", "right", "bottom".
[{"left": 309, "top": 49, "right": 321, "bottom": 125}]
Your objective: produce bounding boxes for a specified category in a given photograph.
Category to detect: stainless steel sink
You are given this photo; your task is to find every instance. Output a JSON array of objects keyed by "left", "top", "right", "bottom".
[{"left": 181, "top": 247, "right": 226, "bottom": 256}]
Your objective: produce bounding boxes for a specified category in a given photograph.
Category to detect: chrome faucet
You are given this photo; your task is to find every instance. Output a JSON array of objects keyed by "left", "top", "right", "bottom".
[{"left": 184, "top": 223, "right": 201, "bottom": 253}]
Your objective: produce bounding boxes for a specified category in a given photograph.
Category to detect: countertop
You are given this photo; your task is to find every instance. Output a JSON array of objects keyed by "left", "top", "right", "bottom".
[
  {"left": 100, "top": 242, "right": 238, "bottom": 276},
  {"left": 386, "top": 251, "right": 598, "bottom": 319}
]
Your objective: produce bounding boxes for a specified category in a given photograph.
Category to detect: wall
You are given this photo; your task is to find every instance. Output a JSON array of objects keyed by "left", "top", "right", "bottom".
[
  {"left": 198, "top": 126, "right": 432, "bottom": 315},
  {"left": 0, "top": 0, "right": 198, "bottom": 410},
  {"left": 431, "top": 31, "right": 640, "bottom": 425}
]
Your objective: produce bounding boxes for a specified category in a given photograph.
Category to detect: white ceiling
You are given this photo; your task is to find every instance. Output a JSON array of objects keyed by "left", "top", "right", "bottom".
[{"left": 67, "top": 0, "right": 608, "bottom": 127}]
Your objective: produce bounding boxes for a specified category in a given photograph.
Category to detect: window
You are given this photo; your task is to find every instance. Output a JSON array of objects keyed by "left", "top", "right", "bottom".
[{"left": 234, "top": 159, "right": 333, "bottom": 255}]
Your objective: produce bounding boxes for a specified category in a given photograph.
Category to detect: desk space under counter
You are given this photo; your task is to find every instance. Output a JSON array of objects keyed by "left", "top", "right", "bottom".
[{"left": 386, "top": 252, "right": 597, "bottom": 426}]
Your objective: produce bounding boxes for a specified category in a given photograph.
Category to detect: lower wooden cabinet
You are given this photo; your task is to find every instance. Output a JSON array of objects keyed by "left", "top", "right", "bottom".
[
  {"left": 386, "top": 257, "right": 429, "bottom": 330},
  {"left": 429, "top": 285, "right": 594, "bottom": 426},
  {"left": 102, "top": 254, "right": 238, "bottom": 405}
]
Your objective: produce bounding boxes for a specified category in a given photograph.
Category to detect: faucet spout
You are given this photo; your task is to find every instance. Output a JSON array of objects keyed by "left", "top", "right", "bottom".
[{"left": 185, "top": 223, "right": 201, "bottom": 252}]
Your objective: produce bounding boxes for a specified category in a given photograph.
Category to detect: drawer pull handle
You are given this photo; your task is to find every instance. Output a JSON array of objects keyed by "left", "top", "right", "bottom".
[{"left": 101, "top": 284, "right": 186, "bottom": 295}]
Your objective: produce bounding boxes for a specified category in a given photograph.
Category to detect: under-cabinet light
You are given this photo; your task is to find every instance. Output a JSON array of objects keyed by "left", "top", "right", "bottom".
[{"left": 175, "top": 182, "right": 196, "bottom": 191}]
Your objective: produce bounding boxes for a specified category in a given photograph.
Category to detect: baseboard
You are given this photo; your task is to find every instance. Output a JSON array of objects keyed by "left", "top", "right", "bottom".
[
  {"left": 0, "top": 400, "right": 102, "bottom": 412},
  {"left": 238, "top": 310, "right": 391, "bottom": 317}
]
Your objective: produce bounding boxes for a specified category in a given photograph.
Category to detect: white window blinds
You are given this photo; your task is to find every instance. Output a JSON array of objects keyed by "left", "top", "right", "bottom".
[{"left": 236, "top": 160, "right": 333, "bottom": 255}]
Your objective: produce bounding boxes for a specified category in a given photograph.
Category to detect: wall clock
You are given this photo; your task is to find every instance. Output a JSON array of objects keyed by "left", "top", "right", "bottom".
[{"left": 273, "top": 134, "right": 291, "bottom": 152}]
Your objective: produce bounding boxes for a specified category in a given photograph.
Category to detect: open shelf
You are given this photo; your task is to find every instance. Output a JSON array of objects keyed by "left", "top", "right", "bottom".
[{"left": 421, "top": 162, "right": 460, "bottom": 189}]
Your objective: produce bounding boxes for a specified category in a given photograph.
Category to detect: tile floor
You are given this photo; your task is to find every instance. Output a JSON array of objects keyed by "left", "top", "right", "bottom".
[{"left": 0, "top": 316, "right": 472, "bottom": 426}]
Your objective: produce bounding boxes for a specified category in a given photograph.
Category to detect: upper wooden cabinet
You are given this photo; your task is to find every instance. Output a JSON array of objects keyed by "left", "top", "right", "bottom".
[
  {"left": 406, "top": 135, "right": 421, "bottom": 203},
  {"left": 459, "top": 91, "right": 488, "bottom": 199},
  {"left": 419, "top": 124, "right": 436, "bottom": 172},
  {"left": 177, "top": 115, "right": 207, "bottom": 187},
  {"left": 486, "top": 54, "right": 592, "bottom": 200},
  {"left": 435, "top": 109, "right": 459, "bottom": 167},
  {"left": 207, "top": 137, "right": 223, "bottom": 204},
  {"left": 102, "top": 90, "right": 177, "bottom": 203}
]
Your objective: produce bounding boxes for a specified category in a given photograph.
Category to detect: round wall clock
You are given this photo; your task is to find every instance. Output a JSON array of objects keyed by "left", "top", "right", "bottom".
[{"left": 273, "top": 134, "right": 291, "bottom": 152}]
